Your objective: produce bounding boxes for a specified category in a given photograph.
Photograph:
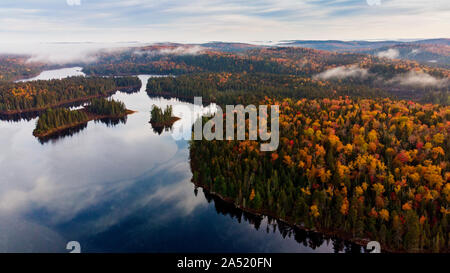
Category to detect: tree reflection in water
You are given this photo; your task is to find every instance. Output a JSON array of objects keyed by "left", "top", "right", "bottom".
[
  {"left": 36, "top": 117, "right": 127, "bottom": 144},
  {"left": 150, "top": 123, "right": 175, "bottom": 135},
  {"left": 199, "top": 187, "right": 366, "bottom": 253}
]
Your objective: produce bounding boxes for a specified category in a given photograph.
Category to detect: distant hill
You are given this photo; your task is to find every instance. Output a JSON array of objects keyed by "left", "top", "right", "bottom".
[
  {"left": 277, "top": 40, "right": 401, "bottom": 52},
  {"left": 199, "top": 42, "right": 261, "bottom": 52},
  {"left": 278, "top": 39, "right": 450, "bottom": 68},
  {"left": 366, "top": 43, "right": 450, "bottom": 68},
  {"left": 413, "top": 38, "right": 450, "bottom": 46},
  {"left": 278, "top": 39, "right": 450, "bottom": 51}
]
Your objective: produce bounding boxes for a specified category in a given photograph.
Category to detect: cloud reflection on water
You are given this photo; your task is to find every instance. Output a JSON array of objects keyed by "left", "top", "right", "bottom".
[{"left": 0, "top": 75, "right": 208, "bottom": 234}]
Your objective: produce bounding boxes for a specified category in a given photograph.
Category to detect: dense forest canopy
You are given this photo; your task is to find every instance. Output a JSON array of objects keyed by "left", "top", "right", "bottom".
[
  {"left": 191, "top": 97, "right": 450, "bottom": 252},
  {"left": 146, "top": 71, "right": 449, "bottom": 105},
  {"left": 146, "top": 72, "right": 392, "bottom": 105}
]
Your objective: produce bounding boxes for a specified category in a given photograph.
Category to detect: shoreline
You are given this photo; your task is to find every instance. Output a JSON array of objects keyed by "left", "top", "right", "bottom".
[
  {"left": 0, "top": 85, "right": 140, "bottom": 116},
  {"left": 149, "top": 116, "right": 181, "bottom": 128},
  {"left": 146, "top": 92, "right": 214, "bottom": 105},
  {"left": 190, "top": 178, "right": 397, "bottom": 253},
  {"left": 33, "top": 109, "right": 135, "bottom": 138},
  {"left": 190, "top": 172, "right": 444, "bottom": 253},
  {"left": 189, "top": 156, "right": 419, "bottom": 253}
]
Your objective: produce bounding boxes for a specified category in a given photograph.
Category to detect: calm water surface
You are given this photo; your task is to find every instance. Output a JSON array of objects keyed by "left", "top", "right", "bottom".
[
  {"left": 0, "top": 69, "right": 362, "bottom": 253},
  {"left": 16, "top": 67, "right": 85, "bottom": 82}
]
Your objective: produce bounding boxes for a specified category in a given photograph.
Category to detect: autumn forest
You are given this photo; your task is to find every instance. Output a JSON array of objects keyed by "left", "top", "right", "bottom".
[{"left": 0, "top": 40, "right": 449, "bottom": 253}]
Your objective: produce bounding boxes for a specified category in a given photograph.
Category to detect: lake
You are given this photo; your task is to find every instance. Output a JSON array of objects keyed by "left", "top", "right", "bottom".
[
  {"left": 16, "top": 67, "right": 85, "bottom": 82},
  {"left": 0, "top": 68, "right": 363, "bottom": 253}
]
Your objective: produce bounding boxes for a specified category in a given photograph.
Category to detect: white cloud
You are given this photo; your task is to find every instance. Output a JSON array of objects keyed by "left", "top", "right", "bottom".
[
  {"left": 377, "top": 48, "right": 400, "bottom": 59},
  {"left": 132, "top": 45, "right": 206, "bottom": 57},
  {"left": 0, "top": 42, "right": 142, "bottom": 65},
  {"left": 157, "top": 45, "right": 205, "bottom": 55},
  {"left": 389, "top": 70, "right": 449, "bottom": 88},
  {"left": 26, "top": 50, "right": 97, "bottom": 64},
  {"left": 314, "top": 65, "right": 369, "bottom": 80}
]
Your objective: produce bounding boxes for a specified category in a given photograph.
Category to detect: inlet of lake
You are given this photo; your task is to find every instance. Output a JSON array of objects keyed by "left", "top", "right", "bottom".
[{"left": 0, "top": 67, "right": 363, "bottom": 253}]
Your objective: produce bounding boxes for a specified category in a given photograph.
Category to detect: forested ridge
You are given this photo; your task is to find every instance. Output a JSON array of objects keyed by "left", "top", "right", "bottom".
[
  {"left": 146, "top": 72, "right": 391, "bottom": 105},
  {"left": 87, "top": 45, "right": 449, "bottom": 79},
  {"left": 84, "top": 52, "right": 291, "bottom": 76},
  {"left": 0, "top": 55, "right": 44, "bottom": 82}
]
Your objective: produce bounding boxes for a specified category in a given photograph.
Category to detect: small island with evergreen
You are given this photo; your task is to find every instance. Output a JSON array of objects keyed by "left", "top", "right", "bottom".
[
  {"left": 33, "top": 98, "right": 134, "bottom": 138},
  {"left": 149, "top": 105, "right": 180, "bottom": 133}
]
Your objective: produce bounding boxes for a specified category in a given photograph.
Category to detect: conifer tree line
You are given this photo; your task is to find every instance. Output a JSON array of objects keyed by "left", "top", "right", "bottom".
[
  {"left": 0, "top": 76, "right": 139, "bottom": 112},
  {"left": 113, "top": 76, "right": 142, "bottom": 90},
  {"left": 34, "top": 98, "right": 128, "bottom": 135},
  {"left": 150, "top": 105, "right": 174, "bottom": 124},
  {"left": 146, "top": 72, "right": 392, "bottom": 105},
  {"left": 86, "top": 98, "right": 127, "bottom": 116},
  {"left": 34, "top": 108, "right": 89, "bottom": 135}
]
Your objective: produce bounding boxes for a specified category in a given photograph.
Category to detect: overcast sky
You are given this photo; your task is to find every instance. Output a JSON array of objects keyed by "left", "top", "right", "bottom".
[{"left": 0, "top": 0, "right": 449, "bottom": 44}]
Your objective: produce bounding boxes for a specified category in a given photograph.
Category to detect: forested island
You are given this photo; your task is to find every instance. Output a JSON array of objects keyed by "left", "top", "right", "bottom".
[
  {"left": 33, "top": 98, "right": 133, "bottom": 138},
  {"left": 0, "top": 76, "right": 141, "bottom": 114},
  {"left": 149, "top": 105, "right": 180, "bottom": 133}
]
